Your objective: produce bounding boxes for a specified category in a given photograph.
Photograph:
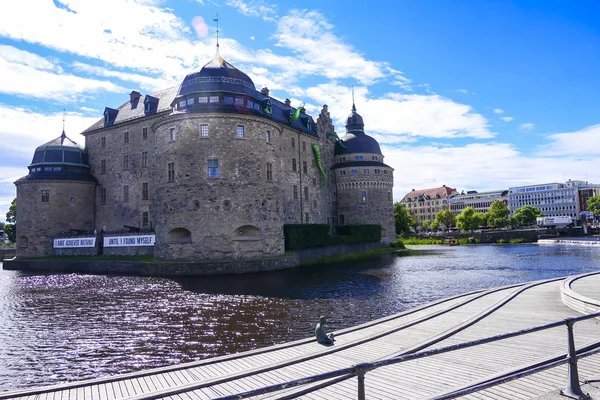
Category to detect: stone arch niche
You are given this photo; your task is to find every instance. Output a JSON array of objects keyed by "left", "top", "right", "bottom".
[
  {"left": 232, "top": 225, "right": 262, "bottom": 241},
  {"left": 168, "top": 228, "right": 192, "bottom": 244},
  {"left": 17, "top": 236, "right": 29, "bottom": 248}
]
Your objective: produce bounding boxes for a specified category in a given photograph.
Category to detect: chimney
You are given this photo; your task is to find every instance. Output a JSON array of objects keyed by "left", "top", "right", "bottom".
[
  {"left": 285, "top": 98, "right": 291, "bottom": 106},
  {"left": 260, "top": 87, "right": 270, "bottom": 96},
  {"left": 412, "top": 189, "right": 415, "bottom": 191},
  {"left": 130, "top": 91, "right": 141, "bottom": 103},
  {"left": 442, "top": 184, "right": 446, "bottom": 187}
]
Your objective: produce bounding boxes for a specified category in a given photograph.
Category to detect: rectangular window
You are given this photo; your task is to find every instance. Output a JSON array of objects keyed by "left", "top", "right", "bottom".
[
  {"left": 124, "top": 131, "right": 129, "bottom": 143},
  {"left": 187, "top": 98, "right": 194, "bottom": 105},
  {"left": 224, "top": 96, "right": 233, "bottom": 103},
  {"left": 199, "top": 96, "right": 209, "bottom": 103},
  {"left": 360, "top": 191, "right": 367, "bottom": 202},
  {"left": 208, "top": 159, "right": 219, "bottom": 178},
  {"left": 293, "top": 185, "right": 298, "bottom": 200},
  {"left": 123, "top": 185, "right": 129, "bottom": 202},
  {"left": 99, "top": 160, "right": 107, "bottom": 175},
  {"left": 340, "top": 170, "right": 346, "bottom": 176},
  {"left": 201, "top": 124, "right": 209, "bottom": 137},
  {"left": 304, "top": 186, "right": 309, "bottom": 201},
  {"left": 383, "top": 170, "right": 388, "bottom": 174},
  {"left": 363, "top": 169, "right": 369, "bottom": 174},
  {"left": 210, "top": 96, "right": 219, "bottom": 103},
  {"left": 266, "top": 163, "right": 273, "bottom": 181},
  {"left": 236, "top": 125, "right": 244, "bottom": 138},
  {"left": 169, "top": 128, "right": 176, "bottom": 141},
  {"left": 266, "top": 130, "right": 271, "bottom": 142},
  {"left": 302, "top": 141, "right": 306, "bottom": 151},
  {"left": 100, "top": 188, "right": 106, "bottom": 205},
  {"left": 355, "top": 155, "right": 363, "bottom": 161},
  {"left": 168, "top": 162, "right": 175, "bottom": 182},
  {"left": 235, "top": 98, "right": 244, "bottom": 105},
  {"left": 101, "top": 137, "right": 106, "bottom": 148},
  {"left": 374, "top": 169, "right": 380, "bottom": 174},
  {"left": 291, "top": 137, "right": 295, "bottom": 148},
  {"left": 179, "top": 100, "right": 186, "bottom": 108},
  {"left": 142, "top": 182, "right": 149, "bottom": 200},
  {"left": 372, "top": 156, "right": 378, "bottom": 161},
  {"left": 303, "top": 161, "right": 308, "bottom": 174},
  {"left": 123, "top": 155, "right": 129, "bottom": 171},
  {"left": 41, "top": 190, "right": 50, "bottom": 203},
  {"left": 142, "top": 151, "right": 148, "bottom": 167},
  {"left": 247, "top": 100, "right": 254, "bottom": 108},
  {"left": 142, "top": 211, "right": 149, "bottom": 226},
  {"left": 351, "top": 169, "right": 358, "bottom": 175},
  {"left": 292, "top": 158, "right": 297, "bottom": 172},
  {"left": 142, "top": 127, "right": 148, "bottom": 140}
]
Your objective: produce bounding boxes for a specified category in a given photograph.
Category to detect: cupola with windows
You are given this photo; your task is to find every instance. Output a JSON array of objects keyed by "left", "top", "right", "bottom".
[
  {"left": 23, "top": 130, "right": 95, "bottom": 182},
  {"left": 334, "top": 103, "right": 383, "bottom": 156}
]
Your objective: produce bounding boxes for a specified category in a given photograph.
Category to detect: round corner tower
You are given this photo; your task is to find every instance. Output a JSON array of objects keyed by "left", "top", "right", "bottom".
[
  {"left": 14, "top": 131, "right": 97, "bottom": 257},
  {"left": 332, "top": 104, "right": 396, "bottom": 243}
]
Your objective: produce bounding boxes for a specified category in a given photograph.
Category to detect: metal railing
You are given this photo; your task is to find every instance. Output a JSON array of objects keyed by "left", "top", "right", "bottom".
[{"left": 215, "top": 311, "right": 600, "bottom": 400}]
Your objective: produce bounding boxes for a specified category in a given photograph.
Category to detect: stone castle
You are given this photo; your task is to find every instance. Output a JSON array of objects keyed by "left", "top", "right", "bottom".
[{"left": 15, "top": 47, "right": 395, "bottom": 262}]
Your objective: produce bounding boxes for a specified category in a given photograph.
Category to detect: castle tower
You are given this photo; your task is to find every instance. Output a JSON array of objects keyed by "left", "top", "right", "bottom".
[
  {"left": 332, "top": 103, "right": 395, "bottom": 243},
  {"left": 14, "top": 130, "right": 97, "bottom": 257}
]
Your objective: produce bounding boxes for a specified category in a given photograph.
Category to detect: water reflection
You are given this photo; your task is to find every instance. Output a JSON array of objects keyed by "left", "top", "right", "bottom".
[{"left": 0, "top": 244, "right": 599, "bottom": 391}]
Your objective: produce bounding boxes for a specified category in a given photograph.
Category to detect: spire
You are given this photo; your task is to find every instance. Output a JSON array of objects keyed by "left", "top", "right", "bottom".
[
  {"left": 60, "top": 109, "right": 66, "bottom": 145},
  {"left": 213, "top": 13, "right": 220, "bottom": 48},
  {"left": 351, "top": 84, "right": 356, "bottom": 115}
]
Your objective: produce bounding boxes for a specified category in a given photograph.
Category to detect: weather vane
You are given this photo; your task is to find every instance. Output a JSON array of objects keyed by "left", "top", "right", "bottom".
[{"left": 214, "top": 13, "right": 219, "bottom": 47}]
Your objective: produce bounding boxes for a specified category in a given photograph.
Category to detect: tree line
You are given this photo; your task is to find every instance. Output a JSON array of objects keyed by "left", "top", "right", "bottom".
[
  {"left": 0, "top": 199, "right": 16, "bottom": 244},
  {"left": 392, "top": 196, "right": 599, "bottom": 235}
]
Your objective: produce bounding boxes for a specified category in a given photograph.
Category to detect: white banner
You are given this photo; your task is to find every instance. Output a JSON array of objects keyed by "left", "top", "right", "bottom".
[
  {"left": 103, "top": 235, "right": 155, "bottom": 247},
  {"left": 54, "top": 237, "right": 96, "bottom": 248}
]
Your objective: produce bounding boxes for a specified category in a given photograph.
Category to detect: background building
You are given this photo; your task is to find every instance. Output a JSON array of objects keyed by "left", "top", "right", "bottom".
[
  {"left": 449, "top": 189, "right": 509, "bottom": 215},
  {"left": 401, "top": 185, "right": 457, "bottom": 224}
]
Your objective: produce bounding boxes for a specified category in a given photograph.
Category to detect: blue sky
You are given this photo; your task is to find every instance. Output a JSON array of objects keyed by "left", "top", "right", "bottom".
[{"left": 1, "top": 0, "right": 600, "bottom": 221}]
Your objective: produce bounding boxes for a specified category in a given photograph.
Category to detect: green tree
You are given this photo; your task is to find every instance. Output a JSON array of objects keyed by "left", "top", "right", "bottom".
[
  {"left": 512, "top": 205, "right": 541, "bottom": 226},
  {"left": 587, "top": 195, "right": 600, "bottom": 216},
  {"left": 393, "top": 202, "right": 414, "bottom": 235},
  {"left": 487, "top": 200, "right": 511, "bottom": 228},
  {"left": 430, "top": 219, "right": 440, "bottom": 231},
  {"left": 421, "top": 219, "right": 431, "bottom": 231},
  {"left": 481, "top": 212, "right": 490, "bottom": 227},
  {"left": 456, "top": 207, "right": 483, "bottom": 232},
  {"left": 434, "top": 209, "right": 456, "bottom": 232},
  {"left": 5, "top": 198, "right": 16, "bottom": 243}
]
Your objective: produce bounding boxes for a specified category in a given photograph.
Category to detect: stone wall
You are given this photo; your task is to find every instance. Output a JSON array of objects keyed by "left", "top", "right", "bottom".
[
  {"left": 15, "top": 179, "right": 96, "bottom": 258},
  {"left": 3, "top": 254, "right": 299, "bottom": 276},
  {"left": 54, "top": 247, "right": 98, "bottom": 257},
  {"left": 294, "top": 241, "right": 383, "bottom": 262}
]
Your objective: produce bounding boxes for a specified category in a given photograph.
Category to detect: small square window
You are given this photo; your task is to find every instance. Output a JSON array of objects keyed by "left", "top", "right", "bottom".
[
  {"left": 236, "top": 125, "right": 244, "bottom": 138},
  {"left": 224, "top": 96, "right": 233, "bottom": 104},
  {"left": 70, "top": 196, "right": 76, "bottom": 203},
  {"left": 142, "top": 127, "right": 148, "bottom": 140},
  {"left": 340, "top": 170, "right": 346, "bottom": 176},
  {"left": 235, "top": 98, "right": 244, "bottom": 105},
  {"left": 201, "top": 124, "right": 209, "bottom": 137},
  {"left": 355, "top": 155, "right": 363, "bottom": 161},
  {"left": 179, "top": 100, "right": 186, "bottom": 108},
  {"left": 187, "top": 98, "right": 195, "bottom": 105},
  {"left": 247, "top": 100, "right": 254, "bottom": 108},
  {"left": 199, "top": 97, "right": 208, "bottom": 103},
  {"left": 363, "top": 169, "right": 369, "bottom": 174},
  {"left": 210, "top": 96, "right": 219, "bottom": 103},
  {"left": 351, "top": 169, "right": 358, "bottom": 175}
]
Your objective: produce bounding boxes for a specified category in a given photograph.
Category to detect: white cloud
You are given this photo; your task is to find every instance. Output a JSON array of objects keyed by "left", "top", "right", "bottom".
[
  {"left": 226, "top": 0, "right": 278, "bottom": 22},
  {"left": 500, "top": 116, "right": 514, "bottom": 122},
  {"left": 0, "top": 46, "right": 128, "bottom": 102},
  {"left": 457, "top": 89, "right": 469, "bottom": 94},
  {"left": 493, "top": 108, "right": 504, "bottom": 114},
  {"left": 305, "top": 83, "right": 493, "bottom": 139},
  {"left": 0, "top": 104, "right": 96, "bottom": 155},
  {"left": 519, "top": 123, "right": 535, "bottom": 131},
  {"left": 0, "top": 44, "right": 59, "bottom": 72},
  {"left": 537, "top": 124, "right": 600, "bottom": 157},
  {"left": 385, "top": 142, "right": 600, "bottom": 201},
  {"left": 71, "top": 62, "right": 169, "bottom": 92}
]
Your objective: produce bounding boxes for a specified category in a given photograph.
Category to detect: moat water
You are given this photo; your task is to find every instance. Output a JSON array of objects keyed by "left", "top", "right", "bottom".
[{"left": 1, "top": 242, "right": 600, "bottom": 391}]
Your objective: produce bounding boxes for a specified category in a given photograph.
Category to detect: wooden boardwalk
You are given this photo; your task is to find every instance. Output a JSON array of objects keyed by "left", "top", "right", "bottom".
[{"left": 3, "top": 272, "right": 600, "bottom": 400}]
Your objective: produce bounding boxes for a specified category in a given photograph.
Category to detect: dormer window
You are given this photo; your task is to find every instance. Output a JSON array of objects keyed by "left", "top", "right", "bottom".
[
  {"left": 104, "top": 112, "right": 109, "bottom": 124},
  {"left": 144, "top": 95, "right": 158, "bottom": 114},
  {"left": 144, "top": 97, "right": 151, "bottom": 112},
  {"left": 103, "top": 107, "right": 118, "bottom": 125}
]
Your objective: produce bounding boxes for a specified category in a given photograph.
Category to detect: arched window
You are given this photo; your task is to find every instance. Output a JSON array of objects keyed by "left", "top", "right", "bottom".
[
  {"left": 168, "top": 228, "right": 191, "bottom": 244},
  {"left": 17, "top": 236, "right": 29, "bottom": 248},
  {"left": 232, "top": 225, "right": 261, "bottom": 241}
]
